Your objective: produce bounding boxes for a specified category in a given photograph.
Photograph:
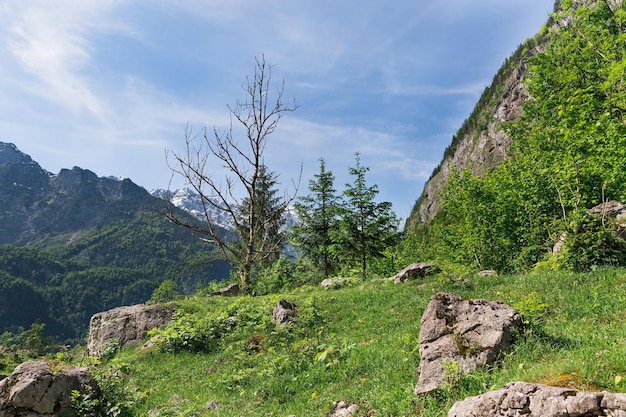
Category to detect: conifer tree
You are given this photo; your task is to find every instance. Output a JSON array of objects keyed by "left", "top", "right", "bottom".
[
  {"left": 237, "top": 165, "right": 286, "bottom": 272},
  {"left": 291, "top": 158, "right": 341, "bottom": 278},
  {"left": 338, "top": 153, "right": 399, "bottom": 280}
]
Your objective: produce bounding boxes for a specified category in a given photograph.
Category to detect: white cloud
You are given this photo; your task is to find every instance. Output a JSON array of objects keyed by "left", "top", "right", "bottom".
[{"left": 3, "top": 1, "right": 129, "bottom": 118}]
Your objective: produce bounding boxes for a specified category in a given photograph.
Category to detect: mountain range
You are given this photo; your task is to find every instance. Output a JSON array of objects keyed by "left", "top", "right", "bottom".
[{"left": 0, "top": 142, "right": 230, "bottom": 342}]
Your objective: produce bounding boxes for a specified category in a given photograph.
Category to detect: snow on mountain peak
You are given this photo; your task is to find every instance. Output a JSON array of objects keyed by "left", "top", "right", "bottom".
[{"left": 150, "top": 187, "right": 298, "bottom": 232}]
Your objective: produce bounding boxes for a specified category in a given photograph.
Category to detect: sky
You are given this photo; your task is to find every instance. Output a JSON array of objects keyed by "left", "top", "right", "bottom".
[{"left": 0, "top": 1, "right": 554, "bottom": 221}]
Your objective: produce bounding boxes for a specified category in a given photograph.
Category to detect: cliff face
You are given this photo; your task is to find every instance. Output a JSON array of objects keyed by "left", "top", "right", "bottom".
[
  {"left": 405, "top": 55, "right": 530, "bottom": 230},
  {"left": 404, "top": 19, "right": 551, "bottom": 231},
  {"left": 405, "top": 1, "right": 622, "bottom": 231}
]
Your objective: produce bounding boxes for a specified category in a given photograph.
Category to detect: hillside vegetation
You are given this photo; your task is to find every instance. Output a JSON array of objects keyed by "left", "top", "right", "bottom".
[
  {"left": 0, "top": 143, "right": 230, "bottom": 342},
  {"left": 81, "top": 3, "right": 626, "bottom": 415},
  {"left": 62, "top": 267, "right": 626, "bottom": 416},
  {"left": 403, "top": 0, "right": 626, "bottom": 274},
  {"left": 0, "top": 210, "right": 229, "bottom": 343}
]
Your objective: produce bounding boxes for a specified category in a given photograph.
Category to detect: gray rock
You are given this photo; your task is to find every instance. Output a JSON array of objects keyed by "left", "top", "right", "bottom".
[
  {"left": 478, "top": 270, "right": 497, "bottom": 277},
  {"left": 392, "top": 262, "right": 439, "bottom": 283},
  {"left": 415, "top": 293, "right": 523, "bottom": 395},
  {"left": 554, "top": 201, "right": 626, "bottom": 253},
  {"left": 87, "top": 304, "right": 175, "bottom": 357},
  {"left": 321, "top": 278, "right": 346, "bottom": 290},
  {"left": 448, "top": 381, "right": 626, "bottom": 417},
  {"left": 329, "top": 401, "right": 359, "bottom": 417},
  {"left": 588, "top": 200, "right": 626, "bottom": 219},
  {"left": 272, "top": 299, "right": 297, "bottom": 325},
  {"left": 208, "top": 283, "right": 241, "bottom": 297},
  {"left": 0, "top": 360, "right": 98, "bottom": 416},
  {"left": 205, "top": 400, "right": 220, "bottom": 410}
]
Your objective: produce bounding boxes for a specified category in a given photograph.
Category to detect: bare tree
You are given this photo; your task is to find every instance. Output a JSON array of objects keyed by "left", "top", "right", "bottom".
[{"left": 165, "top": 55, "right": 299, "bottom": 293}]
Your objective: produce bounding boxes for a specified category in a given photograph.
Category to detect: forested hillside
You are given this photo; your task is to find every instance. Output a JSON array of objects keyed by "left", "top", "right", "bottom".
[
  {"left": 401, "top": 0, "right": 626, "bottom": 273},
  {"left": 0, "top": 142, "right": 230, "bottom": 343}
]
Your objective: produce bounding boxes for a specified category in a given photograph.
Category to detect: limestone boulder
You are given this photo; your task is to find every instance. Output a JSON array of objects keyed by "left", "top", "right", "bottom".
[
  {"left": 272, "top": 299, "right": 297, "bottom": 325},
  {"left": 448, "top": 381, "right": 626, "bottom": 416},
  {"left": 392, "top": 262, "right": 439, "bottom": 283},
  {"left": 589, "top": 201, "right": 626, "bottom": 239},
  {"left": 554, "top": 201, "right": 626, "bottom": 253},
  {"left": 320, "top": 277, "right": 346, "bottom": 290},
  {"left": 415, "top": 292, "right": 523, "bottom": 395},
  {"left": 87, "top": 304, "right": 175, "bottom": 357},
  {"left": 0, "top": 360, "right": 98, "bottom": 416}
]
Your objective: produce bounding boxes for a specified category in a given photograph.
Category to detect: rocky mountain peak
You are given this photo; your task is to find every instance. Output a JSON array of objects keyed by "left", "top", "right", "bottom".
[{"left": 0, "top": 142, "right": 34, "bottom": 165}]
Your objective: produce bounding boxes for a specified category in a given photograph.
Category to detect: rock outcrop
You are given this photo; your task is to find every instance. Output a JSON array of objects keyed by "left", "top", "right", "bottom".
[
  {"left": 415, "top": 293, "right": 523, "bottom": 395},
  {"left": 404, "top": 6, "right": 560, "bottom": 231},
  {"left": 553, "top": 201, "right": 626, "bottom": 253},
  {"left": 87, "top": 304, "right": 175, "bottom": 356},
  {"left": 448, "top": 381, "right": 626, "bottom": 417},
  {"left": 0, "top": 360, "right": 98, "bottom": 416},
  {"left": 407, "top": 59, "right": 529, "bottom": 228},
  {"left": 589, "top": 201, "right": 626, "bottom": 239},
  {"left": 392, "top": 262, "right": 439, "bottom": 283}
]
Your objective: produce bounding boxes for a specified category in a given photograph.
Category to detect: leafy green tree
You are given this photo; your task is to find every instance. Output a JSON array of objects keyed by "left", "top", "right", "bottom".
[
  {"left": 148, "top": 279, "right": 179, "bottom": 304},
  {"left": 511, "top": 1, "right": 626, "bottom": 212},
  {"left": 24, "top": 320, "right": 47, "bottom": 355},
  {"left": 337, "top": 154, "right": 399, "bottom": 280},
  {"left": 291, "top": 158, "right": 342, "bottom": 278}
]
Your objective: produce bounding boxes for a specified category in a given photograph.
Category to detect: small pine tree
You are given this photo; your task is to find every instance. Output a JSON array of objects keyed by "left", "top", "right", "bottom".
[
  {"left": 237, "top": 165, "right": 287, "bottom": 274},
  {"left": 291, "top": 158, "right": 342, "bottom": 278},
  {"left": 337, "top": 153, "right": 399, "bottom": 280}
]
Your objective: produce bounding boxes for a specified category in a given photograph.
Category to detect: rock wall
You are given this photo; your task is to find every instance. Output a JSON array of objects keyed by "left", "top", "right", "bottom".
[{"left": 408, "top": 59, "right": 528, "bottom": 228}]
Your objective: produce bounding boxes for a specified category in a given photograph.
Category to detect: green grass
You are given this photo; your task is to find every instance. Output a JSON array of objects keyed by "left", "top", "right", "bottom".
[{"left": 92, "top": 267, "right": 626, "bottom": 416}]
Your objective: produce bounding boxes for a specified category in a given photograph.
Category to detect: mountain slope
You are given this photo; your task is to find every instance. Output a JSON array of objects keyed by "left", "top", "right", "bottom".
[
  {"left": 0, "top": 142, "right": 230, "bottom": 341},
  {"left": 404, "top": 10, "right": 553, "bottom": 230},
  {"left": 403, "top": 0, "right": 626, "bottom": 273}
]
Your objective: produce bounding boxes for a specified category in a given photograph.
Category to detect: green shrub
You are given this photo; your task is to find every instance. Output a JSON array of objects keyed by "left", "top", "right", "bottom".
[
  {"left": 147, "top": 279, "right": 178, "bottom": 305},
  {"left": 252, "top": 257, "right": 297, "bottom": 295},
  {"left": 71, "top": 361, "right": 141, "bottom": 417},
  {"left": 148, "top": 313, "right": 228, "bottom": 354},
  {"left": 561, "top": 211, "right": 626, "bottom": 271}
]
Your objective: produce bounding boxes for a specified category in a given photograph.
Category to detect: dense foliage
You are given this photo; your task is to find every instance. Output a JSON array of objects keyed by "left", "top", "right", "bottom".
[
  {"left": 402, "top": 1, "right": 626, "bottom": 273},
  {"left": 0, "top": 207, "right": 229, "bottom": 343}
]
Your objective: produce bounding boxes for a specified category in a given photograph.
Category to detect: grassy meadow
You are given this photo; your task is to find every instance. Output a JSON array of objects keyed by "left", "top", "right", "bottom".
[{"left": 80, "top": 267, "right": 626, "bottom": 416}]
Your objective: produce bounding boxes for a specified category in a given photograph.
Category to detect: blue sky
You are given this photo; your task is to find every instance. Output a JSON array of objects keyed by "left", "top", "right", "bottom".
[{"left": 0, "top": 1, "right": 553, "bottom": 220}]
